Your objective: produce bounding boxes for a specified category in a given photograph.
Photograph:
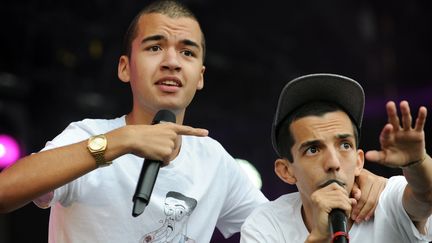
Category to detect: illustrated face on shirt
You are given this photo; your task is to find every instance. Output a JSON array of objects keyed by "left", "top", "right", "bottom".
[
  {"left": 288, "top": 111, "right": 364, "bottom": 199},
  {"left": 118, "top": 12, "right": 205, "bottom": 114},
  {"left": 164, "top": 196, "right": 191, "bottom": 225},
  {"left": 141, "top": 191, "right": 197, "bottom": 243}
]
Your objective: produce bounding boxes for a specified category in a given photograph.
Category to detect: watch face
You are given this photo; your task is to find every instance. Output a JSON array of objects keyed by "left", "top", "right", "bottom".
[{"left": 90, "top": 137, "right": 105, "bottom": 150}]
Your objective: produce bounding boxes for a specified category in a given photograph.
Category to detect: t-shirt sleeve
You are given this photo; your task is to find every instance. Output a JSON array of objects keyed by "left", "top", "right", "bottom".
[
  {"left": 240, "top": 206, "right": 279, "bottom": 243},
  {"left": 33, "top": 121, "right": 94, "bottom": 208},
  {"left": 380, "top": 176, "right": 432, "bottom": 241},
  {"left": 213, "top": 144, "right": 268, "bottom": 238}
]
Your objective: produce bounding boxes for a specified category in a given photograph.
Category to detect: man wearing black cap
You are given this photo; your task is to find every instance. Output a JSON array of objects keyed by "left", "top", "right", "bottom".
[{"left": 240, "top": 73, "right": 432, "bottom": 242}]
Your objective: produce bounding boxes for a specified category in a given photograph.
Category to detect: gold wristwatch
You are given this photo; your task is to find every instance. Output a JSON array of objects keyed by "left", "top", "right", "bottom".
[{"left": 87, "top": 134, "right": 112, "bottom": 167}]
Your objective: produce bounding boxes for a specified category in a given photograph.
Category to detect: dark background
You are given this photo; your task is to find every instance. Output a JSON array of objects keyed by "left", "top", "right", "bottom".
[{"left": 0, "top": 0, "right": 431, "bottom": 242}]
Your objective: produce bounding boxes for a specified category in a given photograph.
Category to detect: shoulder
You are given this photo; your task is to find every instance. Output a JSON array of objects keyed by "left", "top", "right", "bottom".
[
  {"left": 42, "top": 116, "right": 125, "bottom": 151},
  {"left": 183, "top": 135, "right": 224, "bottom": 148},
  {"left": 244, "top": 192, "right": 300, "bottom": 225},
  {"left": 387, "top": 175, "right": 408, "bottom": 188},
  {"left": 379, "top": 176, "right": 407, "bottom": 201},
  {"left": 241, "top": 193, "right": 301, "bottom": 241},
  {"left": 182, "top": 135, "right": 231, "bottom": 156},
  {"left": 74, "top": 116, "right": 125, "bottom": 132},
  {"left": 180, "top": 136, "right": 238, "bottom": 173},
  {"left": 376, "top": 176, "right": 408, "bottom": 212}
]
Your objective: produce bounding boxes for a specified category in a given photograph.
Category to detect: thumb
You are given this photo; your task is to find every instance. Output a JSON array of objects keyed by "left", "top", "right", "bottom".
[{"left": 365, "top": 150, "right": 384, "bottom": 164}]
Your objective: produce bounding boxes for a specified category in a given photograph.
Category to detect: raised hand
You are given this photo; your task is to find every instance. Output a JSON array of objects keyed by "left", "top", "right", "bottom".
[{"left": 365, "top": 101, "right": 427, "bottom": 168}]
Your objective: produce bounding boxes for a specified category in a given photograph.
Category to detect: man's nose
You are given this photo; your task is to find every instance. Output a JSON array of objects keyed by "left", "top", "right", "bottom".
[
  {"left": 161, "top": 48, "right": 181, "bottom": 71},
  {"left": 323, "top": 148, "right": 341, "bottom": 172}
]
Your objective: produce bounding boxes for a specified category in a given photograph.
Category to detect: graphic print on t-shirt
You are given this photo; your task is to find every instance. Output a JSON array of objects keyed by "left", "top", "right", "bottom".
[{"left": 140, "top": 191, "right": 198, "bottom": 243}]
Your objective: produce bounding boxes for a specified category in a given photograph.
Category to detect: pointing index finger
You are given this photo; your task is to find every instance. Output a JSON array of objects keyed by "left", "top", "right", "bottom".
[{"left": 172, "top": 124, "right": 209, "bottom": 137}]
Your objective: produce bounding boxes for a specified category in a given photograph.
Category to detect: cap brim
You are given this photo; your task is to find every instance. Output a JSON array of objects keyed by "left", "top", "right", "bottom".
[{"left": 271, "top": 73, "right": 365, "bottom": 157}]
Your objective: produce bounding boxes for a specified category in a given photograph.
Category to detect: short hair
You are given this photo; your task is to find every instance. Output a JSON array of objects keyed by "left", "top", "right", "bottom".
[
  {"left": 276, "top": 101, "right": 360, "bottom": 162},
  {"left": 122, "top": 0, "right": 206, "bottom": 62}
]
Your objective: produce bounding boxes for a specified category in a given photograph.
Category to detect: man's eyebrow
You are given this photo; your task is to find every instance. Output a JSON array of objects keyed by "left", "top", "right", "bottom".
[
  {"left": 140, "top": 35, "right": 200, "bottom": 50},
  {"left": 337, "top": 134, "right": 353, "bottom": 139},
  {"left": 299, "top": 140, "right": 321, "bottom": 151},
  {"left": 297, "top": 134, "right": 354, "bottom": 152},
  {"left": 181, "top": 39, "right": 200, "bottom": 49},
  {"left": 141, "top": 35, "right": 165, "bottom": 44}
]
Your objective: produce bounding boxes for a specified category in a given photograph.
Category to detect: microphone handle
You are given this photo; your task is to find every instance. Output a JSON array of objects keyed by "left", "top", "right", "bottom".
[
  {"left": 132, "top": 159, "right": 161, "bottom": 217},
  {"left": 329, "top": 209, "right": 349, "bottom": 243},
  {"left": 131, "top": 109, "right": 176, "bottom": 217}
]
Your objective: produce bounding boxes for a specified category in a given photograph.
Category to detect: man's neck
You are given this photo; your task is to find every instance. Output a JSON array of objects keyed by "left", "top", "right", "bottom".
[{"left": 125, "top": 109, "right": 185, "bottom": 125}]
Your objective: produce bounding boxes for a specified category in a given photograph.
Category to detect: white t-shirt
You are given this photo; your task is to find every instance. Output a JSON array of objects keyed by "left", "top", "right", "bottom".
[
  {"left": 34, "top": 116, "right": 268, "bottom": 243},
  {"left": 240, "top": 176, "right": 432, "bottom": 243}
]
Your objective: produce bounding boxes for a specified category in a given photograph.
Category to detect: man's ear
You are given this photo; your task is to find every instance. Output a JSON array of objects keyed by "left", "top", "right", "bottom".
[
  {"left": 354, "top": 149, "right": 365, "bottom": 176},
  {"left": 274, "top": 158, "right": 297, "bottom": 185},
  {"left": 118, "top": 55, "right": 130, "bottom": 83},
  {"left": 196, "top": 65, "right": 205, "bottom": 90}
]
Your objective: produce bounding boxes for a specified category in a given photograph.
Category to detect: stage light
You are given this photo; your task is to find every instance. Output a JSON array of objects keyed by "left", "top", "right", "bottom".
[
  {"left": 0, "top": 134, "right": 21, "bottom": 169},
  {"left": 236, "top": 158, "right": 262, "bottom": 189}
]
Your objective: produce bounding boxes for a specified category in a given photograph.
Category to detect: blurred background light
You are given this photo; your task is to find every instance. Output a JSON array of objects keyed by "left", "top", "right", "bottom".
[
  {"left": 0, "top": 134, "right": 21, "bottom": 169},
  {"left": 236, "top": 158, "right": 263, "bottom": 190}
]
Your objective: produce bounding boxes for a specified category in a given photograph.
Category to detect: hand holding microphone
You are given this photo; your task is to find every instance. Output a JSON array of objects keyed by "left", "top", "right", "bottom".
[
  {"left": 327, "top": 180, "right": 349, "bottom": 243},
  {"left": 314, "top": 179, "right": 350, "bottom": 243},
  {"left": 132, "top": 110, "right": 176, "bottom": 217},
  {"left": 131, "top": 110, "right": 209, "bottom": 217}
]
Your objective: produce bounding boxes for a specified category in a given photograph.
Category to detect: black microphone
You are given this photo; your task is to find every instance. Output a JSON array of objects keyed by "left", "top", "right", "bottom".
[
  {"left": 329, "top": 208, "right": 349, "bottom": 243},
  {"left": 132, "top": 110, "right": 176, "bottom": 217}
]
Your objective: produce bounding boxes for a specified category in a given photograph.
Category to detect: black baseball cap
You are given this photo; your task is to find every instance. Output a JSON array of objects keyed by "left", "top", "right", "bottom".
[{"left": 271, "top": 73, "right": 365, "bottom": 157}]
